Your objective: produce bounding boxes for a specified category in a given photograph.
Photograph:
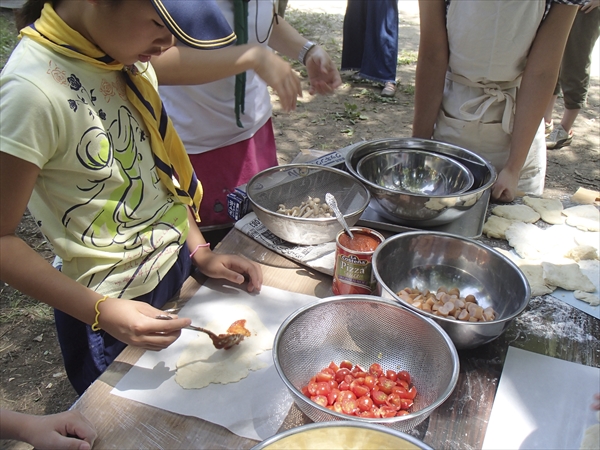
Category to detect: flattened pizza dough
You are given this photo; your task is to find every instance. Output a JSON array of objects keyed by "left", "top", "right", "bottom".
[
  {"left": 541, "top": 262, "right": 596, "bottom": 293},
  {"left": 505, "top": 222, "right": 546, "bottom": 259},
  {"left": 573, "top": 290, "right": 600, "bottom": 306},
  {"left": 494, "top": 248, "right": 555, "bottom": 297},
  {"left": 492, "top": 204, "right": 540, "bottom": 223},
  {"left": 523, "top": 196, "right": 565, "bottom": 225},
  {"left": 483, "top": 216, "right": 517, "bottom": 239},
  {"left": 563, "top": 205, "right": 600, "bottom": 232},
  {"left": 565, "top": 245, "right": 599, "bottom": 262},
  {"left": 176, "top": 304, "right": 273, "bottom": 389}
]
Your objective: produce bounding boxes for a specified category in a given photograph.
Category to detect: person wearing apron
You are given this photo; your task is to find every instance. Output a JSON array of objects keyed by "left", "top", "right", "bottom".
[{"left": 412, "top": 0, "right": 581, "bottom": 202}]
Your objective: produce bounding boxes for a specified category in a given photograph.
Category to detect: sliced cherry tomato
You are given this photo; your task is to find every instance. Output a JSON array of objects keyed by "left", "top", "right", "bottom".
[
  {"left": 379, "top": 405, "right": 397, "bottom": 418},
  {"left": 356, "top": 395, "right": 374, "bottom": 412},
  {"left": 311, "top": 394, "right": 328, "bottom": 407},
  {"left": 301, "top": 385, "right": 310, "bottom": 397},
  {"left": 385, "top": 369, "right": 398, "bottom": 382},
  {"left": 338, "top": 380, "right": 351, "bottom": 391},
  {"left": 400, "top": 398, "right": 414, "bottom": 410},
  {"left": 398, "top": 379, "right": 410, "bottom": 390},
  {"left": 332, "top": 401, "right": 343, "bottom": 414},
  {"left": 339, "top": 360, "right": 353, "bottom": 370},
  {"left": 396, "top": 410, "right": 409, "bottom": 417},
  {"left": 353, "top": 371, "right": 369, "bottom": 378},
  {"left": 316, "top": 381, "right": 331, "bottom": 396},
  {"left": 316, "top": 369, "right": 334, "bottom": 383},
  {"left": 359, "top": 410, "right": 377, "bottom": 418},
  {"left": 327, "top": 388, "right": 341, "bottom": 405},
  {"left": 328, "top": 379, "right": 338, "bottom": 390},
  {"left": 386, "top": 392, "right": 402, "bottom": 410},
  {"left": 328, "top": 361, "right": 340, "bottom": 372},
  {"left": 342, "top": 398, "right": 359, "bottom": 415},
  {"left": 378, "top": 376, "right": 396, "bottom": 395},
  {"left": 372, "top": 389, "right": 388, "bottom": 406},
  {"left": 393, "top": 386, "right": 410, "bottom": 399},
  {"left": 307, "top": 381, "right": 318, "bottom": 396},
  {"left": 335, "top": 368, "right": 351, "bottom": 383},
  {"left": 397, "top": 370, "right": 411, "bottom": 385},
  {"left": 364, "top": 375, "right": 377, "bottom": 390},
  {"left": 352, "top": 364, "right": 366, "bottom": 374},
  {"left": 369, "top": 363, "right": 383, "bottom": 377},
  {"left": 406, "top": 386, "right": 417, "bottom": 400},
  {"left": 350, "top": 380, "right": 370, "bottom": 398},
  {"left": 344, "top": 374, "right": 355, "bottom": 385}
]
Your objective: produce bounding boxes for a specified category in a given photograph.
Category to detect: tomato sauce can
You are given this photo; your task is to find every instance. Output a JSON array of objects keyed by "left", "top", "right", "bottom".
[{"left": 332, "top": 227, "right": 385, "bottom": 295}]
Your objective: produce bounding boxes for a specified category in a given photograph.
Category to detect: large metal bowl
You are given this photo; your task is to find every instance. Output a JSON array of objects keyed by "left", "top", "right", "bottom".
[
  {"left": 345, "top": 138, "right": 497, "bottom": 227},
  {"left": 372, "top": 231, "right": 531, "bottom": 350},
  {"left": 356, "top": 149, "right": 474, "bottom": 196},
  {"left": 252, "top": 421, "right": 433, "bottom": 450},
  {"left": 273, "top": 296, "right": 459, "bottom": 432},
  {"left": 246, "top": 164, "right": 370, "bottom": 245}
]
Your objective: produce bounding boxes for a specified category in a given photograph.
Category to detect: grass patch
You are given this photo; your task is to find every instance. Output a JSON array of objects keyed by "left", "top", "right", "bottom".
[{"left": 398, "top": 50, "right": 418, "bottom": 66}]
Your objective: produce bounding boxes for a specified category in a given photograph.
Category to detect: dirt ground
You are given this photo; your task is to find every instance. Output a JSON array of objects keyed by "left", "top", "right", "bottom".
[{"left": 0, "top": 2, "right": 598, "bottom": 448}]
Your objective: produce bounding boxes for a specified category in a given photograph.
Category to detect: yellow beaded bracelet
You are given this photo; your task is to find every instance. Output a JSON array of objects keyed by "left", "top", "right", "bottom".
[{"left": 91, "top": 295, "right": 109, "bottom": 331}]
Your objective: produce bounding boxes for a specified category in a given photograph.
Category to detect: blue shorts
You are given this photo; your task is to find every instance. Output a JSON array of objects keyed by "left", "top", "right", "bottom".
[{"left": 54, "top": 246, "right": 193, "bottom": 395}]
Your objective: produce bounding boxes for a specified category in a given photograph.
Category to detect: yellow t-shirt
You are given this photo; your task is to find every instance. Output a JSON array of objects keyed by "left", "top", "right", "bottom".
[{"left": 0, "top": 36, "right": 189, "bottom": 298}]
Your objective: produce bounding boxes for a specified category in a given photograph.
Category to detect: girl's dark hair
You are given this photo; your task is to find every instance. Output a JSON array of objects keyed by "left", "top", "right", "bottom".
[{"left": 15, "top": 0, "right": 54, "bottom": 30}]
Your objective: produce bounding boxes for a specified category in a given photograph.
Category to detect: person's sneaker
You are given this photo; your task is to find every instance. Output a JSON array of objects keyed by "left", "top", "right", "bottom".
[
  {"left": 351, "top": 72, "right": 363, "bottom": 81},
  {"left": 546, "top": 124, "right": 573, "bottom": 149},
  {"left": 544, "top": 121, "right": 553, "bottom": 137},
  {"left": 381, "top": 82, "right": 396, "bottom": 97}
]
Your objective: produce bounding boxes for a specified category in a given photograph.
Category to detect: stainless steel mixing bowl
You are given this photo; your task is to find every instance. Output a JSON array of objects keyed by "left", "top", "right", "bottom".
[
  {"left": 356, "top": 149, "right": 474, "bottom": 196},
  {"left": 345, "top": 138, "right": 497, "bottom": 227},
  {"left": 252, "top": 421, "right": 433, "bottom": 450},
  {"left": 273, "top": 296, "right": 459, "bottom": 432},
  {"left": 246, "top": 164, "right": 370, "bottom": 245},
  {"left": 372, "top": 231, "right": 531, "bottom": 350}
]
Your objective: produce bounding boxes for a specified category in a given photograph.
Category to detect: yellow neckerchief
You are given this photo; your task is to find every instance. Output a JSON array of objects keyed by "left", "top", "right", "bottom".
[{"left": 20, "top": 3, "right": 202, "bottom": 221}]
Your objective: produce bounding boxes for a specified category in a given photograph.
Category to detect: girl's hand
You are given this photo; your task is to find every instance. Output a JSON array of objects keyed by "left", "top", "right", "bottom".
[
  {"left": 304, "top": 46, "right": 342, "bottom": 95},
  {"left": 581, "top": 0, "right": 599, "bottom": 13},
  {"left": 253, "top": 48, "right": 303, "bottom": 112},
  {"left": 98, "top": 298, "right": 191, "bottom": 350},
  {"left": 491, "top": 166, "right": 520, "bottom": 202},
  {"left": 193, "top": 251, "right": 263, "bottom": 293},
  {"left": 20, "top": 410, "right": 97, "bottom": 450}
]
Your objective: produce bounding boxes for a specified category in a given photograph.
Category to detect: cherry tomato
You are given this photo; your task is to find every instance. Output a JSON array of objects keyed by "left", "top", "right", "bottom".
[
  {"left": 352, "top": 364, "right": 366, "bottom": 374},
  {"left": 385, "top": 369, "right": 398, "bottom": 382},
  {"left": 316, "top": 381, "right": 331, "bottom": 396},
  {"left": 397, "top": 370, "right": 411, "bottom": 384},
  {"left": 353, "top": 371, "right": 369, "bottom": 378},
  {"left": 316, "top": 369, "right": 334, "bottom": 383},
  {"left": 359, "top": 410, "right": 377, "bottom": 418},
  {"left": 328, "top": 361, "right": 340, "bottom": 372},
  {"left": 379, "top": 405, "right": 397, "bottom": 418},
  {"left": 369, "top": 363, "right": 383, "bottom": 377},
  {"left": 301, "top": 385, "right": 310, "bottom": 397},
  {"left": 339, "top": 390, "right": 357, "bottom": 403},
  {"left": 338, "top": 380, "right": 350, "bottom": 391},
  {"left": 307, "top": 381, "right": 318, "bottom": 396},
  {"left": 397, "top": 380, "right": 410, "bottom": 390},
  {"left": 357, "top": 395, "right": 374, "bottom": 412},
  {"left": 342, "top": 398, "right": 359, "bottom": 415},
  {"left": 378, "top": 376, "right": 396, "bottom": 395},
  {"left": 372, "top": 389, "right": 388, "bottom": 406},
  {"left": 386, "top": 392, "right": 403, "bottom": 410},
  {"left": 344, "top": 374, "right": 354, "bottom": 384},
  {"left": 311, "top": 395, "right": 328, "bottom": 407},
  {"left": 335, "top": 368, "right": 351, "bottom": 383},
  {"left": 400, "top": 398, "right": 414, "bottom": 410},
  {"left": 332, "top": 401, "right": 343, "bottom": 414},
  {"left": 364, "top": 375, "right": 377, "bottom": 390},
  {"left": 350, "top": 380, "right": 370, "bottom": 398},
  {"left": 340, "top": 360, "right": 353, "bottom": 370},
  {"left": 396, "top": 410, "right": 409, "bottom": 417},
  {"left": 406, "top": 386, "right": 417, "bottom": 400},
  {"left": 393, "top": 386, "right": 410, "bottom": 399},
  {"left": 328, "top": 388, "right": 341, "bottom": 405}
]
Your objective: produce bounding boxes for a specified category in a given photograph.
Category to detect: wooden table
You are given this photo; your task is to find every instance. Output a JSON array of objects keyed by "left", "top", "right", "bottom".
[{"left": 72, "top": 229, "right": 600, "bottom": 449}]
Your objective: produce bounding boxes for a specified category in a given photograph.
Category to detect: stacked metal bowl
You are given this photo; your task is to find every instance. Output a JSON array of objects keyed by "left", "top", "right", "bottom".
[{"left": 346, "top": 138, "right": 497, "bottom": 227}]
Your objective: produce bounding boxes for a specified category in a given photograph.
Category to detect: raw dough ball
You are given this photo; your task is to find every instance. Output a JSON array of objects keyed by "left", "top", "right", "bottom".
[
  {"left": 563, "top": 205, "right": 600, "bottom": 232},
  {"left": 492, "top": 204, "right": 540, "bottom": 223},
  {"left": 523, "top": 196, "right": 565, "bottom": 225}
]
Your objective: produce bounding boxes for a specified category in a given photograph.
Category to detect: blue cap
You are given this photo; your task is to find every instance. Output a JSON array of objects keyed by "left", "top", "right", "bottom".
[{"left": 151, "top": 0, "right": 237, "bottom": 49}]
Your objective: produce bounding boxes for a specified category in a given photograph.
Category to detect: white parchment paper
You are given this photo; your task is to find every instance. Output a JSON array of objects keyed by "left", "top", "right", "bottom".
[
  {"left": 111, "top": 280, "right": 319, "bottom": 441},
  {"left": 483, "top": 346, "right": 600, "bottom": 450}
]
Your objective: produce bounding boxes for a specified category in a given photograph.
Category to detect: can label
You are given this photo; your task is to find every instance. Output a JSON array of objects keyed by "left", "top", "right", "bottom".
[{"left": 332, "top": 227, "right": 384, "bottom": 296}]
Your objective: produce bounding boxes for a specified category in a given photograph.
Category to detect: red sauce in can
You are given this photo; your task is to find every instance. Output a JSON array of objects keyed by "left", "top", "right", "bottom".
[{"left": 332, "top": 228, "right": 384, "bottom": 296}]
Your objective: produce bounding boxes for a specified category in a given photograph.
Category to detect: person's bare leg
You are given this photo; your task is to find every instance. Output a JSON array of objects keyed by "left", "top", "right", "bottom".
[
  {"left": 560, "top": 107, "right": 580, "bottom": 133},
  {"left": 544, "top": 94, "right": 558, "bottom": 125}
]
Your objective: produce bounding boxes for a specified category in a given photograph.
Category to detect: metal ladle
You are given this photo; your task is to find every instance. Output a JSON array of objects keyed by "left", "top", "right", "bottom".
[{"left": 325, "top": 192, "right": 354, "bottom": 240}]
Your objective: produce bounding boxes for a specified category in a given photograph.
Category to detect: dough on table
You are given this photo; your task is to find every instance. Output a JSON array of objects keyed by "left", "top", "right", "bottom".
[
  {"left": 573, "top": 290, "right": 600, "bottom": 307},
  {"left": 175, "top": 304, "right": 273, "bottom": 389},
  {"left": 483, "top": 216, "right": 517, "bottom": 239},
  {"left": 492, "top": 204, "right": 540, "bottom": 223},
  {"left": 565, "top": 245, "right": 599, "bottom": 262},
  {"left": 541, "top": 262, "right": 596, "bottom": 293},
  {"left": 563, "top": 205, "right": 600, "bottom": 232},
  {"left": 495, "top": 248, "right": 555, "bottom": 297},
  {"left": 575, "top": 231, "right": 600, "bottom": 255},
  {"left": 522, "top": 196, "right": 565, "bottom": 225},
  {"left": 505, "top": 222, "right": 547, "bottom": 259}
]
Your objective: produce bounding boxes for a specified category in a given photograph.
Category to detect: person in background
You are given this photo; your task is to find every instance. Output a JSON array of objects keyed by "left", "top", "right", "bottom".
[
  {"left": 0, "top": 408, "right": 96, "bottom": 450},
  {"left": 544, "top": 0, "right": 600, "bottom": 149},
  {"left": 0, "top": 0, "right": 263, "bottom": 395},
  {"left": 412, "top": 0, "right": 581, "bottom": 203},
  {"left": 156, "top": 0, "right": 341, "bottom": 245},
  {"left": 341, "top": 0, "right": 399, "bottom": 97}
]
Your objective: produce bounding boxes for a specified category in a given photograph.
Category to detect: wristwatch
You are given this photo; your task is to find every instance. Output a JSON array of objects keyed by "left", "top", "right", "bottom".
[{"left": 298, "top": 41, "right": 317, "bottom": 65}]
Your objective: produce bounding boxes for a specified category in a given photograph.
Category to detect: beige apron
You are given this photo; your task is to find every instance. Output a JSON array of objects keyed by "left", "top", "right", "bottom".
[{"left": 432, "top": 0, "right": 547, "bottom": 195}]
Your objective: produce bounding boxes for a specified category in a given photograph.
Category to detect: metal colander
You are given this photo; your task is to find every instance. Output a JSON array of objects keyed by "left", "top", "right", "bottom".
[
  {"left": 246, "top": 164, "right": 370, "bottom": 245},
  {"left": 273, "top": 296, "right": 459, "bottom": 432}
]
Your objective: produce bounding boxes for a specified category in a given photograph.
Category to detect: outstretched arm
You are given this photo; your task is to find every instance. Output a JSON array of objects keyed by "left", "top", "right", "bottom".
[
  {"left": 412, "top": 0, "right": 448, "bottom": 139},
  {"left": 493, "top": 3, "right": 578, "bottom": 202}
]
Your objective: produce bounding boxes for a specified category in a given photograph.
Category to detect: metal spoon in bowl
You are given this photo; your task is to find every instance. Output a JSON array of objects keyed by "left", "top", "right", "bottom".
[{"left": 325, "top": 192, "right": 354, "bottom": 240}]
